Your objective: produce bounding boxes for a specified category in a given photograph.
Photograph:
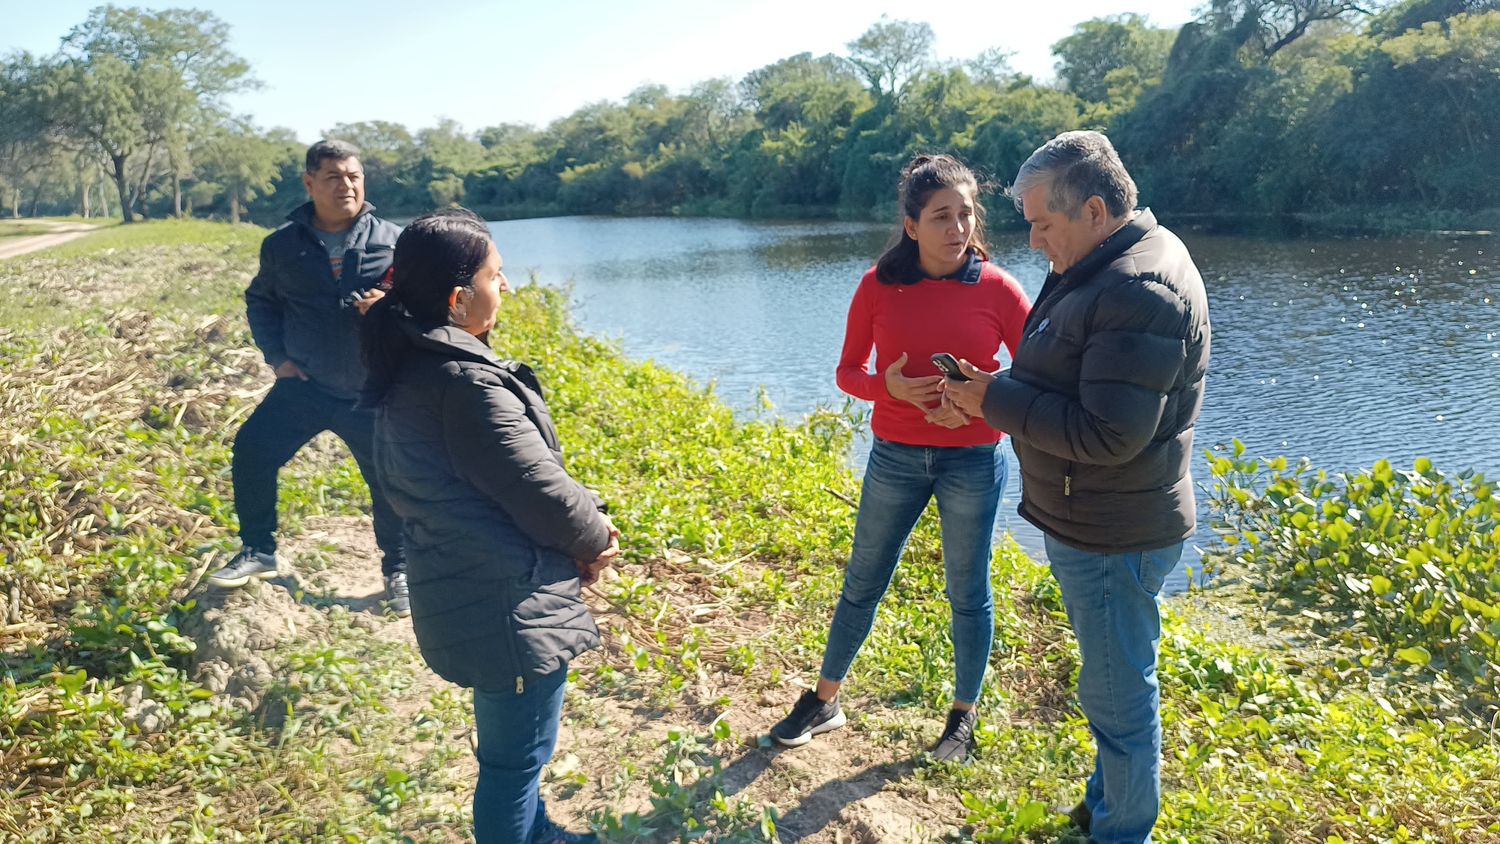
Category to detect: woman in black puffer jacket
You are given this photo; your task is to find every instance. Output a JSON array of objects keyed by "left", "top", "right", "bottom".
[{"left": 360, "top": 208, "right": 617, "bottom": 844}]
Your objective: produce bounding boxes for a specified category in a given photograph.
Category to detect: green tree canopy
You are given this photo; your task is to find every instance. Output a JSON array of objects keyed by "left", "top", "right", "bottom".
[
  {"left": 1052, "top": 14, "right": 1176, "bottom": 106},
  {"left": 47, "top": 5, "right": 256, "bottom": 222},
  {"left": 846, "top": 17, "right": 936, "bottom": 102}
]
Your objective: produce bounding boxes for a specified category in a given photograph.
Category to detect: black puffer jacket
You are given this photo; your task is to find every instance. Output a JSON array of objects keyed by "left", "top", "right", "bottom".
[
  {"left": 369, "top": 320, "right": 611, "bottom": 691},
  {"left": 981, "top": 209, "right": 1211, "bottom": 553}
]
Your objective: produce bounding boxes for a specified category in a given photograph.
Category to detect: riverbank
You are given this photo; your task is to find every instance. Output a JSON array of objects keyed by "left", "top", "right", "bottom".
[
  {"left": 259, "top": 202, "right": 1500, "bottom": 239},
  {"left": 1, "top": 221, "right": 1496, "bottom": 842}
]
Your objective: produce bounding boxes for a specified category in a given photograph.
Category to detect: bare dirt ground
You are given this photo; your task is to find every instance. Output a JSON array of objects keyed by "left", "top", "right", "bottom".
[
  {"left": 0, "top": 221, "right": 100, "bottom": 260},
  {"left": 186, "top": 514, "right": 979, "bottom": 842}
]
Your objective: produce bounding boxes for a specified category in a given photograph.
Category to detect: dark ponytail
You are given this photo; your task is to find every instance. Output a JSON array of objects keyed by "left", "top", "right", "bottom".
[
  {"left": 874, "top": 153, "right": 991, "bottom": 286},
  {"left": 360, "top": 207, "right": 493, "bottom": 403}
]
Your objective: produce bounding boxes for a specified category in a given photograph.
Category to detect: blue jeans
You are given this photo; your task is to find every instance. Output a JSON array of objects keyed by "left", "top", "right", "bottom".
[
  {"left": 232, "top": 377, "right": 404, "bottom": 573},
  {"left": 1044, "top": 534, "right": 1184, "bottom": 844},
  {"left": 472, "top": 667, "right": 568, "bottom": 843},
  {"left": 820, "top": 437, "right": 1007, "bottom": 705}
]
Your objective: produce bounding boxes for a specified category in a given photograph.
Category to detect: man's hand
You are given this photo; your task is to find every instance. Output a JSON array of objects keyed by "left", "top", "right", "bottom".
[
  {"left": 578, "top": 515, "right": 622, "bottom": 587},
  {"left": 273, "top": 360, "right": 309, "bottom": 380},
  {"left": 884, "top": 352, "right": 944, "bottom": 409},
  {"left": 354, "top": 288, "right": 385, "bottom": 315},
  {"left": 944, "top": 359, "right": 997, "bottom": 418}
]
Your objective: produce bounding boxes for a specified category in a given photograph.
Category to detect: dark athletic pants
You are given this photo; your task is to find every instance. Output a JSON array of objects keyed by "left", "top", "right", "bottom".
[{"left": 231, "top": 376, "right": 404, "bottom": 575}]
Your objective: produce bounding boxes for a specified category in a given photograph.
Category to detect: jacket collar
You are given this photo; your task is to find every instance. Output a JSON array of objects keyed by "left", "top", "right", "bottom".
[
  {"left": 937, "top": 251, "right": 984, "bottom": 285},
  {"left": 1059, "top": 207, "right": 1156, "bottom": 285},
  {"left": 287, "top": 200, "right": 378, "bottom": 234},
  {"left": 401, "top": 319, "right": 506, "bottom": 370}
]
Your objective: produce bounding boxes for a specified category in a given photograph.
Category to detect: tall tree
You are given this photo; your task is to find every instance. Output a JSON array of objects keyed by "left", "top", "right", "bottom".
[
  {"left": 0, "top": 53, "right": 58, "bottom": 218},
  {"left": 196, "top": 119, "right": 294, "bottom": 223},
  {"left": 967, "top": 47, "right": 1020, "bottom": 87},
  {"left": 1204, "top": 0, "right": 1379, "bottom": 56},
  {"left": 49, "top": 6, "right": 255, "bottom": 222},
  {"left": 846, "top": 17, "right": 936, "bottom": 102},
  {"left": 1052, "top": 14, "right": 1177, "bottom": 106}
]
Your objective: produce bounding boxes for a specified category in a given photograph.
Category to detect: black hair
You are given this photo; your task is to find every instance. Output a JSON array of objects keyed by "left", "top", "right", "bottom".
[
  {"left": 874, "top": 153, "right": 991, "bottom": 286},
  {"left": 360, "top": 207, "right": 493, "bottom": 402},
  {"left": 305, "top": 139, "right": 361, "bottom": 174}
]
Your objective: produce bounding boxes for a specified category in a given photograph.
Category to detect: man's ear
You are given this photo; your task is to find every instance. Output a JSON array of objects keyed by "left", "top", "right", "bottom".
[
  {"left": 302, "top": 172, "right": 314, "bottom": 195},
  {"left": 1086, "top": 195, "right": 1109, "bottom": 228},
  {"left": 448, "top": 286, "right": 463, "bottom": 308}
]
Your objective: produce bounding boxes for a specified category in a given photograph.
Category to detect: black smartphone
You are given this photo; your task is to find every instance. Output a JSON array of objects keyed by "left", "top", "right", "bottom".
[{"left": 931, "top": 353, "right": 969, "bottom": 381}]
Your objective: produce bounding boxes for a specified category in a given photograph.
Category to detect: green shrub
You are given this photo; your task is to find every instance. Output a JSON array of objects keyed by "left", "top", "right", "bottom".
[{"left": 1205, "top": 443, "right": 1500, "bottom": 711}]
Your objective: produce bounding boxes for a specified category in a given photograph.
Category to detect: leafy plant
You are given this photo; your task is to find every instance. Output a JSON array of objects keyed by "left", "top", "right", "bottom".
[{"left": 1205, "top": 443, "right": 1500, "bottom": 712}]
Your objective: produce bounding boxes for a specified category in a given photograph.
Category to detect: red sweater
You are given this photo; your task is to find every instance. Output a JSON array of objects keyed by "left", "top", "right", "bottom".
[{"left": 837, "top": 260, "right": 1032, "bottom": 447}]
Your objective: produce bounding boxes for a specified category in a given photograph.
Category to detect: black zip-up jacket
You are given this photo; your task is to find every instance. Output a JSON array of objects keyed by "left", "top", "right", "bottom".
[
  {"left": 368, "top": 320, "right": 611, "bottom": 692},
  {"left": 981, "top": 209, "right": 1211, "bottom": 553},
  {"left": 245, "top": 202, "right": 401, "bottom": 399}
]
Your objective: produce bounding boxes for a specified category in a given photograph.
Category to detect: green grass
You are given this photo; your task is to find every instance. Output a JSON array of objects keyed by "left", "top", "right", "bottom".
[
  {"left": 1, "top": 220, "right": 1497, "bottom": 842},
  {"left": 42, "top": 218, "right": 264, "bottom": 258},
  {"left": 39, "top": 214, "right": 124, "bottom": 227}
]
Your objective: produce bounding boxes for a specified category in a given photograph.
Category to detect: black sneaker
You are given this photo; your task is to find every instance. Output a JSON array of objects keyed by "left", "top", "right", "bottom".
[
  {"left": 383, "top": 571, "right": 411, "bottom": 618},
  {"left": 530, "top": 816, "right": 596, "bottom": 844},
  {"left": 930, "top": 707, "right": 978, "bottom": 762},
  {"left": 771, "top": 690, "right": 847, "bottom": 747},
  {"left": 208, "top": 547, "right": 278, "bottom": 588}
]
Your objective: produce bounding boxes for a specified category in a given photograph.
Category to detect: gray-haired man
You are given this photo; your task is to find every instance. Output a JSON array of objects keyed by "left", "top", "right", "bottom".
[
  {"left": 947, "top": 130, "right": 1210, "bottom": 844},
  {"left": 207, "top": 140, "right": 409, "bottom": 617}
]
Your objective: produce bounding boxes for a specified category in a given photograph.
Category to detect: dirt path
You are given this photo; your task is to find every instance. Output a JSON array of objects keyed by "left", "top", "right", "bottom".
[
  {"left": 0, "top": 221, "right": 99, "bottom": 259},
  {"left": 185, "top": 514, "right": 977, "bottom": 842}
]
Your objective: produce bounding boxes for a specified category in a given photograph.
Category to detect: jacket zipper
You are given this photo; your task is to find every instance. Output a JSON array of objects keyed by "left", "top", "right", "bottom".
[
  {"left": 1064, "top": 464, "right": 1073, "bottom": 497},
  {"left": 497, "top": 579, "right": 526, "bottom": 695}
]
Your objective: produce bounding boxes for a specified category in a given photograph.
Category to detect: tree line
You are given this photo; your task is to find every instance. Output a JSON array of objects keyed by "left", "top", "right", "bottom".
[{"left": 1, "top": 0, "right": 1494, "bottom": 227}]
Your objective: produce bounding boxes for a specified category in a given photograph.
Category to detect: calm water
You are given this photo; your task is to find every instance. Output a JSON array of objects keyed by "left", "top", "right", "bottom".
[{"left": 489, "top": 216, "right": 1500, "bottom": 588}]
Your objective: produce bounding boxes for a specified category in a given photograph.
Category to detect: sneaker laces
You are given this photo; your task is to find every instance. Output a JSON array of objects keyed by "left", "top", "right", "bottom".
[
  {"left": 941, "top": 709, "right": 975, "bottom": 745},
  {"left": 791, "top": 691, "right": 825, "bottom": 718}
]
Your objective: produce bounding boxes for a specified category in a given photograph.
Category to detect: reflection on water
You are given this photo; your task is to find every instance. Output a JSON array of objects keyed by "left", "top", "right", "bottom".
[{"left": 490, "top": 216, "right": 1500, "bottom": 590}]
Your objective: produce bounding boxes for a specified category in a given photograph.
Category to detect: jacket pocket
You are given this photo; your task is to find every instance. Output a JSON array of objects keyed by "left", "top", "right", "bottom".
[{"left": 348, "top": 244, "right": 394, "bottom": 286}]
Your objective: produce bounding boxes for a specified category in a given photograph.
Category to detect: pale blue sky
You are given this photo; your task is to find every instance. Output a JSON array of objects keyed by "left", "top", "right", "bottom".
[{"left": 3, "top": 0, "right": 1200, "bottom": 142}]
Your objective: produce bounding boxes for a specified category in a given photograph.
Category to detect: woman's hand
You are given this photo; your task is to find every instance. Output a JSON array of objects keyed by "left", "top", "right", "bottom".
[
  {"left": 577, "top": 515, "right": 621, "bottom": 586},
  {"left": 925, "top": 395, "right": 970, "bottom": 429},
  {"left": 884, "top": 352, "right": 945, "bottom": 408}
]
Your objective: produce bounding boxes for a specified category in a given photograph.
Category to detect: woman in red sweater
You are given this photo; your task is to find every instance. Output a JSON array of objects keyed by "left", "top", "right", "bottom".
[{"left": 771, "top": 154, "right": 1031, "bottom": 762}]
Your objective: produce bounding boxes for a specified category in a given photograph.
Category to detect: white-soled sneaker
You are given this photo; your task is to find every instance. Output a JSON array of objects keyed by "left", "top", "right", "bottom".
[
  {"left": 771, "top": 690, "right": 847, "bottom": 747},
  {"left": 207, "top": 547, "right": 279, "bottom": 588}
]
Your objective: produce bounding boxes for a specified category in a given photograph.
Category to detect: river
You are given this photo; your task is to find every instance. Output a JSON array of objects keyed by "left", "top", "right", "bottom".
[{"left": 487, "top": 215, "right": 1500, "bottom": 590}]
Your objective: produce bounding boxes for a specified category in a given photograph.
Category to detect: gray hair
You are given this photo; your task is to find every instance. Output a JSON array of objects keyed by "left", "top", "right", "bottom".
[
  {"left": 305, "top": 139, "right": 361, "bottom": 174},
  {"left": 1007, "top": 130, "right": 1138, "bottom": 219}
]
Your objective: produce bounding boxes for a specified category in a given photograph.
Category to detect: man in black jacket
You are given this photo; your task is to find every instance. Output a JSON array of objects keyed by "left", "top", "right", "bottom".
[
  {"left": 207, "top": 139, "right": 410, "bottom": 617},
  {"left": 947, "top": 131, "right": 1210, "bottom": 844}
]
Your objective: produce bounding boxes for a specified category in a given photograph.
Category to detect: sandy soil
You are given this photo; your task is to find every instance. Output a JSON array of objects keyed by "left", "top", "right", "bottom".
[
  {"left": 0, "top": 221, "right": 100, "bottom": 260},
  {"left": 185, "top": 513, "right": 984, "bottom": 842}
]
